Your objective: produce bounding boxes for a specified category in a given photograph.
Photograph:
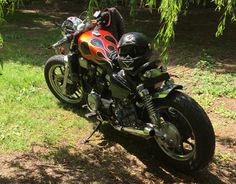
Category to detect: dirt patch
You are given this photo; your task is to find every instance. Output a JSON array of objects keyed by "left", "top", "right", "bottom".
[{"left": 0, "top": 131, "right": 234, "bottom": 184}]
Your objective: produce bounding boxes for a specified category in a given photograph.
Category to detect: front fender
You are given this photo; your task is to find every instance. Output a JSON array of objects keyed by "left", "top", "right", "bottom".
[
  {"left": 63, "top": 55, "right": 69, "bottom": 62},
  {"left": 152, "top": 84, "right": 183, "bottom": 99}
]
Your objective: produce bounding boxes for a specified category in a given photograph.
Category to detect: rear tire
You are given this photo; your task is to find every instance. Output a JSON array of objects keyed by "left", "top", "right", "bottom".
[
  {"left": 154, "top": 91, "right": 215, "bottom": 172},
  {"left": 44, "top": 55, "right": 85, "bottom": 106}
]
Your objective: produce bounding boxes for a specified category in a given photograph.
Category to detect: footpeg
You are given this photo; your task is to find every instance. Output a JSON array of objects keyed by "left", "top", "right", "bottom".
[
  {"left": 85, "top": 112, "right": 97, "bottom": 118},
  {"left": 82, "top": 104, "right": 88, "bottom": 109}
]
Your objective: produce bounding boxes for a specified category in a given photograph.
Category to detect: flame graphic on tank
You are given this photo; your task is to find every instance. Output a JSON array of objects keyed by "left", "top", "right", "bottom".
[{"left": 78, "top": 30, "right": 118, "bottom": 67}]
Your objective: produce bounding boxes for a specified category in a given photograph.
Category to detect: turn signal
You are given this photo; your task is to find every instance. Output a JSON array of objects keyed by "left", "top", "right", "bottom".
[{"left": 59, "top": 47, "right": 65, "bottom": 55}]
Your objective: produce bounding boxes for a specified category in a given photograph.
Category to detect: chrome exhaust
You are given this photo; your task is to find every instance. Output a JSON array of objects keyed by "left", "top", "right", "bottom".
[
  {"left": 144, "top": 126, "right": 156, "bottom": 137},
  {"left": 112, "top": 125, "right": 156, "bottom": 138}
]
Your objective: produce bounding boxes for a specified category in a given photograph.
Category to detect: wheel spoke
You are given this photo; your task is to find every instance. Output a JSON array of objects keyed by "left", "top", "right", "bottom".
[
  {"left": 48, "top": 64, "right": 83, "bottom": 104},
  {"left": 74, "top": 91, "right": 81, "bottom": 98},
  {"left": 155, "top": 106, "right": 196, "bottom": 161},
  {"left": 59, "top": 66, "right": 65, "bottom": 75},
  {"left": 180, "top": 143, "right": 185, "bottom": 155}
]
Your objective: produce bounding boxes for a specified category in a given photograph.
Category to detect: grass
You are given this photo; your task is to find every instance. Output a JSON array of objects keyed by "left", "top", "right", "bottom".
[
  {"left": 177, "top": 67, "right": 236, "bottom": 110},
  {"left": 215, "top": 104, "right": 236, "bottom": 121},
  {"left": 0, "top": 11, "right": 91, "bottom": 153},
  {"left": 0, "top": 8, "right": 235, "bottom": 154},
  {"left": 177, "top": 50, "right": 236, "bottom": 111},
  {"left": 0, "top": 62, "right": 90, "bottom": 153},
  {"left": 191, "top": 69, "right": 236, "bottom": 98},
  {"left": 213, "top": 152, "right": 236, "bottom": 165}
]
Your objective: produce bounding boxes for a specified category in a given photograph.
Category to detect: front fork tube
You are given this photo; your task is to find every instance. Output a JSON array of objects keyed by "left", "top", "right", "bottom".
[
  {"left": 137, "top": 84, "right": 161, "bottom": 127},
  {"left": 62, "top": 53, "right": 80, "bottom": 95},
  {"left": 62, "top": 63, "right": 70, "bottom": 95},
  {"left": 68, "top": 53, "right": 81, "bottom": 82}
]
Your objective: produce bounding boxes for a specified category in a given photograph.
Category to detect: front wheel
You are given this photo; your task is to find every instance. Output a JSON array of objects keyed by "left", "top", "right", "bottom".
[
  {"left": 44, "top": 55, "right": 85, "bottom": 106},
  {"left": 154, "top": 91, "right": 215, "bottom": 172}
]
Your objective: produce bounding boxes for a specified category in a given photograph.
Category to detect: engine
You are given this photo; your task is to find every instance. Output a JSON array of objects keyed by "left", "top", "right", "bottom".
[
  {"left": 82, "top": 60, "right": 142, "bottom": 128},
  {"left": 83, "top": 64, "right": 112, "bottom": 114},
  {"left": 113, "top": 100, "right": 142, "bottom": 128}
]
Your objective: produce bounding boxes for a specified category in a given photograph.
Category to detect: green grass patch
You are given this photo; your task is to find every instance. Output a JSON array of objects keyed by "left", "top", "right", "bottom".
[
  {"left": 0, "top": 28, "right": 61, "bottom": 66},
  {"left": 215, "top": 103, "right": 236, "bottom": 121},
  {"left": 0, "top": 10, "right": 92, "bottom": 153},
  {"left": 213, "top": 152, "right": 236, "bottom": 164},
  {"left": 0, "top": 62, "right": 89, "bottom": 153},
  {"left": 191, "top": 69, "right": 236, "bottom": 98},
  {"left": 192, "top": 93, "right": 215, "bottom": 109},
  {"left": 3, "top": 10, "right": 52, "bottom": 26},
  {"left": 181, "top": 68, "right": 235, "bottom": 111}
]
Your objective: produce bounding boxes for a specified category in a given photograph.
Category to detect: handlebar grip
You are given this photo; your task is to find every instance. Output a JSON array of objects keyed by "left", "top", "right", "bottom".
[{"left": 50, "top": 34, "right": 72, "bottom": 49}]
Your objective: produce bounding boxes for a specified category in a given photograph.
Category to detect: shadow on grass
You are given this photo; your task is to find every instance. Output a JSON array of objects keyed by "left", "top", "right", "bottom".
[
  {"left": 216, "top": 136, "right": 236, "bottom": 147},
  {"left": 0, "top": 101, "right": 221, "bottom": 183},
  {"left": 0, "top": 143, "right": 150, "bottom": 183},
  {"left": 0, "top": 123, "right": 226, "bottom": 183},
  {"left": 99, "top": 124, "right": 226, "bottom": 184},
  {"left": 54, "top": 103, "right": 229, "bottom": 183},
  {"left": 0, "top": 10, "right": 67, "bottom": 67}
]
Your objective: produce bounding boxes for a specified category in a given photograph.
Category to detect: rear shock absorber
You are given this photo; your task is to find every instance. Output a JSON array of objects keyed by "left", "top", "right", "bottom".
[{"left": 136, "top": 84, "right": 160, "bottom": 127}]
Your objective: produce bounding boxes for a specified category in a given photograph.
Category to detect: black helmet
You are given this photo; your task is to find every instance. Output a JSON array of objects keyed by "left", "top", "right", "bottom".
[{"left": 117, "top": 32, "right": 152, "bottom": 71}]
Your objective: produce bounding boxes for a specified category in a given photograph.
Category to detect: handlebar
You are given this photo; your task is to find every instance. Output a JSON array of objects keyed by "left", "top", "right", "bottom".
[
  {"left": 49, "top": 18, "right": 99, "bottom": 50},
  {"left": 48, "top": 34, "right": 73, "bottom": 49}
]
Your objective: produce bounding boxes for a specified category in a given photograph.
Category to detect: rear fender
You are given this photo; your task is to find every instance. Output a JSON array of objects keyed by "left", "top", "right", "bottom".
[{"left": 152, "top": 84, "right": 183, "bottom": 99}]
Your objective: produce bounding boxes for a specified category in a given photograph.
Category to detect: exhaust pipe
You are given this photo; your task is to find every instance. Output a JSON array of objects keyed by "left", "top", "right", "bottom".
[
  {"left": 144, "top": 127, "right": 156, "bottom": 137},
  {"left": 112, "top": 125, "right": 156, "bottom": 138}
]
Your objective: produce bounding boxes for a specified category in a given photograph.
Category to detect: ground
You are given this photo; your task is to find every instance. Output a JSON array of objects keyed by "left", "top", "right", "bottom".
[{"left": 0, "top": 1, "right": 235, "bottom": 183}]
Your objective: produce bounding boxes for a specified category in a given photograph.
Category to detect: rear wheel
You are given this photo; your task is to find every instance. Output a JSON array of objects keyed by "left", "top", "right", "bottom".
[
  {"left": 44, "top": 55, "right": 85, "bottom": 106},
  {"left": 154, "top": 91, "right": 215, "bottom": 171}
]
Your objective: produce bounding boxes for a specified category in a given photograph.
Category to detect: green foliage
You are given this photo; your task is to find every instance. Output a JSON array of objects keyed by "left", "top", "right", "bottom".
[
  {"left": 213, "top": 152, "right": 236, "bottom": 164},
  {"left": 0, "top": 32, "right": 3, "bottom": 74},
  {"left": 0, "top": 0, "right": 22, "bottom": 17},
  {"left": 196, "top": 50, "right": 216, "bottom": 70},
  {"left": 129, "top": 0, "right": 137, "bottom": 16},
  {"left": 0, "top": 33, "right": 2, "bottom": 47},
  {"left": 216, "top": 103, "right": 236, "bottom": 120},
  {"left": 147, "top": 0, "right": 157, "bottom": 10},
  {"left": 191, "top": 69, "right": 236, "bottom": 98},
  {"left": 88, "top": 0, "right": 236, "bottom": 63},
  {"left": 88, "top": 0, "right": 99, "bottom": 18},
  {"left": 215, "top": 0, "right": 236, "bottom": 37},
  {"left": 156, "top": 0, "right": 182, "bottom": 62},
  {"left": 0, "top": 0, "right": 22, "bottom": 67}
]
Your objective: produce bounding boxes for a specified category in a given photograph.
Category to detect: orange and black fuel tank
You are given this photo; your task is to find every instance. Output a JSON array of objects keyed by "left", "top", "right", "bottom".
[{"left": 78, "top": 30, "right": 118, "bottom": 68}]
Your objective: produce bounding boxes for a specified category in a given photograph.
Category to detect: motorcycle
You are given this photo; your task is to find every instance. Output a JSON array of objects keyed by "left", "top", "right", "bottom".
[{"left": 44, "top": 11, "right": 215, "bottom": 172}]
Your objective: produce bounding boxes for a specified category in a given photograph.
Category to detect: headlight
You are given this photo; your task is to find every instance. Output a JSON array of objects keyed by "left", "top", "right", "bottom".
[{"left": 61, "top": 17, "right": 83, "bottom": 34}]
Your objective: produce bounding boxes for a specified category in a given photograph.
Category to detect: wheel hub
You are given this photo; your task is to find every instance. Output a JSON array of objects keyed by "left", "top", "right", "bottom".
[{"left": 158, "top": 122, "right": 181, "bottom": 148}]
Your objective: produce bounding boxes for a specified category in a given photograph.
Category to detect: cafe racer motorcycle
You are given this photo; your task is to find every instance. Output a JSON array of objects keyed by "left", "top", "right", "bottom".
[{"left": 44, "top": 11, "right": 215, "bottom": 172}]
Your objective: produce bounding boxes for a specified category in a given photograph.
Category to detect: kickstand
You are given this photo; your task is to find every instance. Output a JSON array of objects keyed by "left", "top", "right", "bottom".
[{"left": 80, "top": 120, "right": 102, "bottom": 144}]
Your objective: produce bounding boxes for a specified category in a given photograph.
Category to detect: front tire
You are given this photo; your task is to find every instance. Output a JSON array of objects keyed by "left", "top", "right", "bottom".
[
  {"left": 44, "top": 55, "right": 85, "bottom": 106},
  {"left": 154, "top": 91, "right": 215, "bottom": 172}
]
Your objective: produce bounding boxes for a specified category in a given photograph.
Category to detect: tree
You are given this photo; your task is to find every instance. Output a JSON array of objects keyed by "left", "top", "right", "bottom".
[
  {"left": 0, "top": 0, "right": 21, "bottom": 71},
  {"left": 88, "top": 0, "right": 236, "bottom": 62},
  {"left": 0, "top": 0, "right": 21, "bottom": 48}
]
